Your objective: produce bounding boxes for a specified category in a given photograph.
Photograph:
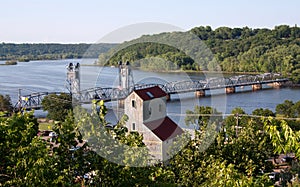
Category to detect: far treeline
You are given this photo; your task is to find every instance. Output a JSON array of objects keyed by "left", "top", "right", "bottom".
[
  {"left": 0, "top": 43, "right": 116, "bottom": 61},
  {"left": 97, "top": 25, "right": 300, "bottom": 83}
]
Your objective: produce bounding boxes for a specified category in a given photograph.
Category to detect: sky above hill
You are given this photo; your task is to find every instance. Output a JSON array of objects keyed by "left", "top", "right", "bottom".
[{"left": 1, "top": 0, "right": 299, "bottom": 43}]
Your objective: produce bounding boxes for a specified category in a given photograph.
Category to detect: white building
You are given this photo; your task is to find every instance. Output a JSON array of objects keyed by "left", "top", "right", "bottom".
[{"left": 124, "top": 86, "right": 183, "bottom": 161}]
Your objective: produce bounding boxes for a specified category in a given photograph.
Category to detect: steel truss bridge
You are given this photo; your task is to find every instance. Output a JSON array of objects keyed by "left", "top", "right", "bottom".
[{"left": 14, "top": 73, "right": 288, "bottom": 111}]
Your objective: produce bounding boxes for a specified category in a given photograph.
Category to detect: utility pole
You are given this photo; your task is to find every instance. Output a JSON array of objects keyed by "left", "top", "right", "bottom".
[
  {"left": 18, "top": 88, "right": 22, "bottom": 111},
  {"left": 234, "top": 113, "right": 241, "bottom": 137}
]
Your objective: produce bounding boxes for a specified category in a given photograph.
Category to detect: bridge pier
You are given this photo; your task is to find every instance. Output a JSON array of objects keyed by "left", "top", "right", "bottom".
[
  {"left": 271, "top": 82, "right": 283, "bottom": 88},
  {"left": 225, "top": 87, "right": 235, "bottom": 94},
  {"left": 195, "top": 90, "right": 205, "bottom": 98},
  {"left": 252, "top": 84, "right": 262, "bottom": 91}
]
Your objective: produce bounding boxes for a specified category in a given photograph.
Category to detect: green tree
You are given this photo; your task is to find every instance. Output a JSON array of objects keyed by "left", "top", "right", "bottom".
[
  {"left": 274, "top": 25, "right": 291, "bottom": 38},
  {"left": 276, "top": 100, "right": 295, "bottom": 118},
  {"left": 274, "top": 100, "right": 300, "bottom": 131},
  {"left": 224, "top": 108, "right": 248, "bottom": 137},
  {"left": 3, "top": 99, "right": 300, "bottom": 186},
  {"left": 1, "top": 102, "right": 157, "bottom": 186},
  {"left": 252, "top": 108, "right": 275, "bottom": 117},
  {"left": 0, "top": 94, "right": 13, "bottom": 113},
  {"left": 0, "top": 112, "right": 58, "bottom": 186},
  {"left": 41, "top": 93, "right": 72, "bottom": 121},
  {"left": 291, "top": 68, "right": 300, "bottom": 83},
  {"left": 95, "top": 24, "right": 300, "bottom": 83},
  {"left": 292, "top": 101, "right": 300, "bottom": 118},
  {"left": 185, "top": 105, "right": 222, "bottom": 130},
  {"left": 263, "top": 118, "right": 300, "bottom": 185},
  {"left": 168, "top": 106, "right": 274, "bottom": 186}
]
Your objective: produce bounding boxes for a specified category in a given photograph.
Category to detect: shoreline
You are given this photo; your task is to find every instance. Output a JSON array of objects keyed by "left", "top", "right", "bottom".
[
  {"left": 84, "top": 64, "right": 300, "bottom": 87},
  {"left": 3, "top": 59, "right": 298, "bottom": 86},
  {"left": 82, "top": 64, "right": 274, "bottom": 75},
  {"left": 283, "top": 81, "right": 300, "bottom": 88},
  {"left": 82, "top": 63, "right": 256, "bottom": 73}
]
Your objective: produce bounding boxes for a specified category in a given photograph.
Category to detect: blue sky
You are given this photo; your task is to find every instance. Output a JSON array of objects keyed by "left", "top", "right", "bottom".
[{"left": 1, "top": 0, "right": 299, "bottom": 43}]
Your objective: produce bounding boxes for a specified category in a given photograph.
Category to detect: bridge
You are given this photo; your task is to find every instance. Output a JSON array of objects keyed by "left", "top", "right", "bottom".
[
  {"left": 78, "top": 73, "right": 288, "bottom": 102},
  {"left": 14, "top": 62, "right": 289, "bottom": 111}
]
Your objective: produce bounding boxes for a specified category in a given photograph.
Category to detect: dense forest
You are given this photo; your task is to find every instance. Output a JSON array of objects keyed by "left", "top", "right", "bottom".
[
  {"left": 0, "top": 43, "right": 116, "bottom": 61},
  {"left": 97, "top": 25, "right": 300, "bottom": 83},
  {"left": 2, "top": 25, "right": 300, "bottom": 82}
]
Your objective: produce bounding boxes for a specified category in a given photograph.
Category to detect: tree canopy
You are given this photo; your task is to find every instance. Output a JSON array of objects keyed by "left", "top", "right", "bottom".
[
  {"left": 0, "top": 94, "right": 13, "bottom": 113},
  {"left": 41, "top": 93, "right": 72, "bottom": 121},
  {"left": 0, "top": 43, "right": 116, "bottom": 61},
  {"left": 1, "top": 100, "right": 300, "bottom": 186},
  {"left": 97, "top": 25, "right": 300, "bottom": 82}
]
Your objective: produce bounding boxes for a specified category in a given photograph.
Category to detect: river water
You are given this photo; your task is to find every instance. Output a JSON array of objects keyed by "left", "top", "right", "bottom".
[{"left": 0, "top": 59, "right": 299, "bottom": 126}]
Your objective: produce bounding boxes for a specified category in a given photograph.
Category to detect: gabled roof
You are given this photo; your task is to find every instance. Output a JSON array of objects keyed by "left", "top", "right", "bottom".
[
  {"left": 144, "top": 116, "right": 184, "bottom": 141},
  {"left": 134, "top": 86, "right": 167, "bottom": 101}
]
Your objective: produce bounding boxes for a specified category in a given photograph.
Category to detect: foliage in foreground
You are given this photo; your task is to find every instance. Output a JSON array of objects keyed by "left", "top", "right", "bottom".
[
  {"left": 0, "top": 95, "right": 13, "bottom": 114},
  {"left": 1, "top": 101, "right": 300, "bottom": 186}
]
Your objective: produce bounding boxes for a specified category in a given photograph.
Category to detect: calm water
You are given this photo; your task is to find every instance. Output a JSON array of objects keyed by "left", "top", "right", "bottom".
[{"left": 0, "top": 59, "right": 299, "bottom": 126}]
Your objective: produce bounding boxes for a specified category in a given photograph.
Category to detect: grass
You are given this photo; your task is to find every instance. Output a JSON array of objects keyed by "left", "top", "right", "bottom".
[{"left": 39, "top": 122, "right": 53, "bottom": 131}]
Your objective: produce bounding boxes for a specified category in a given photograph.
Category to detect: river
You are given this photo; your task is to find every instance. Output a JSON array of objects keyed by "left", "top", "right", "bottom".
[{"left": 0, "top": 59, "right": 299, "bottom": 126}]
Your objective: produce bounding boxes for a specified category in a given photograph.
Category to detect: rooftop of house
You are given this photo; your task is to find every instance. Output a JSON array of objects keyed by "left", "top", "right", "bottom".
[
  {"left": 144, "top": 116, "right": 184, "bottom": 141},
  {"left": 133, "top": 86, "right": 167, "bottom": 101}
]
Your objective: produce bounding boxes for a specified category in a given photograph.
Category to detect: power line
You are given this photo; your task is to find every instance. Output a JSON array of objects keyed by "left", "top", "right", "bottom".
[{"left": 16, "top": 89, "right": 300, "bottom": 121}]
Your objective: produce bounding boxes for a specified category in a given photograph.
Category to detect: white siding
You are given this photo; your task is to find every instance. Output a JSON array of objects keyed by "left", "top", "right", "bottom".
[
  {"left": 143, "top": 97, "right": 167, "bottom": 123},
  {"left": 124, "top": 90, "right": 173, "bottom": 161},
  {"left": 124, "top": 92, "right": 143, "bottom": 131}
]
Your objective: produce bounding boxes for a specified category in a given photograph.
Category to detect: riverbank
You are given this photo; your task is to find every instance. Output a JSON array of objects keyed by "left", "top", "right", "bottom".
[
  {"left": 283, "top": 81, "right": 300, "bottom": 88},
  {"left": 0, "top": 61, "right": 17, "bottom": 66},
  {"left": 83, "top": 63, "right": 278, "bottom": 76}
]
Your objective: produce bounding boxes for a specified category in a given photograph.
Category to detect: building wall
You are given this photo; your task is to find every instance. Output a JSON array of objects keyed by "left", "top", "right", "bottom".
[
  {"left": 124, "top": 91, "right": 170, "bottom": 161},
  {"left": 124, "top": 92, "right": 143, "bottom": 131},
  {"left": 143, "top": 138, "right": 162, "bottom": 161},
  {"left": 137, "top": 119, "right": 163, "bottom": 160},
  {"left": 143, "top": 97, "right": 167, "bottom": 123},
  {"left": 162, "top": 138, "right": 176, "bottom": 161}
]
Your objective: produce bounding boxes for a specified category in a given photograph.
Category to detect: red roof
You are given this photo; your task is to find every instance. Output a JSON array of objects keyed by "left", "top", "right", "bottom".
[
  {"left": 144, "top": 116, "right": 184, "bottom": 141},
  {"left": 134, "top": 86, "right": 167, "bottom": 101}
]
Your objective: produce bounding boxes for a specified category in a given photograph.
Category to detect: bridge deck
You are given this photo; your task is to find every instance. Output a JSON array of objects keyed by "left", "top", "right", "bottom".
[{"left": 14, "top": 73, "right": 289, "bottom": 111}]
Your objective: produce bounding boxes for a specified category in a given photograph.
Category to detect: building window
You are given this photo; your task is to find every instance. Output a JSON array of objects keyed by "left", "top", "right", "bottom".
[
  {"left": 132, "top": 123, "right": 136, "bottom": 131},
  {"left": 132, "top": 100, "right": 136, "bottom": 108},
  {"left": 159, "top": 104, "right": 162, "bottom": 112}
]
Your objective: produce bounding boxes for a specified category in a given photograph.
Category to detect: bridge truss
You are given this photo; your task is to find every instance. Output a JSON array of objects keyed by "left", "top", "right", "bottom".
[{"left": 14, "top": 73, "right": 288, "bottom": 111}]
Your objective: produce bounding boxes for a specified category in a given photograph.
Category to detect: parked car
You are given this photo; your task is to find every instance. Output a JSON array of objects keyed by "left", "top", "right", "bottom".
[
  {"left": 49, "top": 131, "right": 57, "bottom": 142},
  {"left": 281, "top": 156, "right": 294, "bottom": 163},
  {"left": 268, "top": 172, "right": 280, "bottom": 182}
]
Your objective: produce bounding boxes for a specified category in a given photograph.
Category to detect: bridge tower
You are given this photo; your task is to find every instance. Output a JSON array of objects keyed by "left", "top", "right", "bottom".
[
  {"left": 118, "top": 61, "right": 134, "bottom": 108},
  {"left": 66, "top": 62, "right": 80, "bottom": 100},
  {"left": 118, "top": 61, "right": 134, "bottom": 94}
]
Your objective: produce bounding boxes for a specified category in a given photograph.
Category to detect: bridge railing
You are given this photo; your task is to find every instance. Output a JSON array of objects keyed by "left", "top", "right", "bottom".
[{"left": 14, "top": 73, "right": 289, "bottom": 110}]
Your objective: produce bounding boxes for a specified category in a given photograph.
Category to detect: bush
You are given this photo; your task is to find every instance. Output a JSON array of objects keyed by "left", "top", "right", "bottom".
[{"left": 5, "top": 60, "right": 17, "bottom": 65}]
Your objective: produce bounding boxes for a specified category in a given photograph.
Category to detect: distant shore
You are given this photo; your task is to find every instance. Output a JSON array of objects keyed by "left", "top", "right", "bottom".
[
  {"left": 0, "top": 60, "right": 18, "bottom": 66},
  {"left": 82, "top": 63, "right": 276, "bottom": 75},
  {"left": 283, "top": 81, "right": 300, "bottom": 88}
]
